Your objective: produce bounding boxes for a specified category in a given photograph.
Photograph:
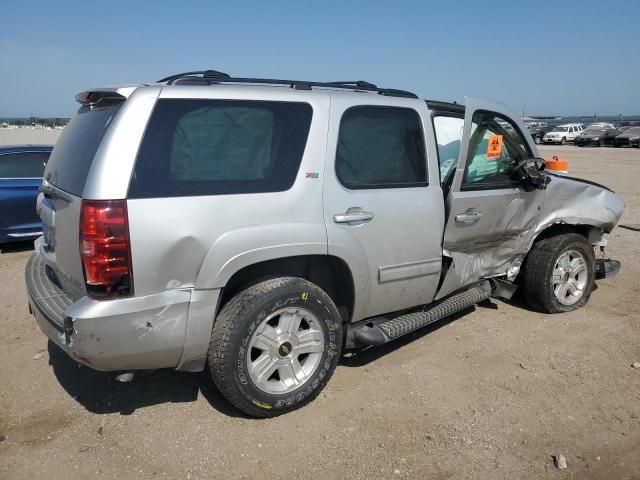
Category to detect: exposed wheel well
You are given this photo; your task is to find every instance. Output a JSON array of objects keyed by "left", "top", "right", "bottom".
[
  {"left": 533, "top": 223, "right": 594, "bottom": 243},
  {"left": 218, "top": 255, "right": 355, "bottom": 323},
  {"left": 517, "top": 224, "right": 601, "bottom": 288}
]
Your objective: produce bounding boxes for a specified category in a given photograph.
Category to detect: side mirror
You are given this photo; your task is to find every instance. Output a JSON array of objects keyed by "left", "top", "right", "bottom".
[{"left": 512, "top": 158, "right": 549, "bottom": 191}]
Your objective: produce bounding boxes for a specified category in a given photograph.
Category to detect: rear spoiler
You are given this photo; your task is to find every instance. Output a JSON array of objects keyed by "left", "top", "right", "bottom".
[{"left": 74, "top": 86, "right": 141, "bottom": 107}]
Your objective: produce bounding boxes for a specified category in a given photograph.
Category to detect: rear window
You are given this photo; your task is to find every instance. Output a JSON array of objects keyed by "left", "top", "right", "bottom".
[
  {"left": 128, "top": 99, "right": 313, "bottom": 198},
  {"left": 0, "top": 151, "right": 49, "bottom": 178},
  {"left": 45, "top": 103, "right": 121, "bottom": 195}
]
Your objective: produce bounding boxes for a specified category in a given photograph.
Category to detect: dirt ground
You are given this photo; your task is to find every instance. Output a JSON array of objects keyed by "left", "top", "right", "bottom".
[{"left": 1, "top": 145, "right": 639, "bottom": 480}]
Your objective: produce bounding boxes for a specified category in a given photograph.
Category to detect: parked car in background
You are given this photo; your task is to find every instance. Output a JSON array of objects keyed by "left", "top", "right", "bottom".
[
  {"left": 528, "top": 124, "right": 553, "bottom": 144},
  {"left": 586, "top": 123, "right": 616, "bottom": 130},
  {"left": 543, "top": 124, "right": 584, "bottom": 144},
  {"left": 616, "top": 123, "right": 640, "bottom": 133},
  {"left": 0, "top": 145, "right": 51, "bottom": 243},
  {"left": 575, "top": 127, "right": 620, "bottom": 147},
  {"left": 614, "top": 126, "right": 640, "bottom": 148}
]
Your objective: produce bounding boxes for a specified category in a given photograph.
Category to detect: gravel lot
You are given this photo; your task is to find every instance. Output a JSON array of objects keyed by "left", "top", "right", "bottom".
[{"left": 1, "top": 145, "right": 639, "bottom": 480}]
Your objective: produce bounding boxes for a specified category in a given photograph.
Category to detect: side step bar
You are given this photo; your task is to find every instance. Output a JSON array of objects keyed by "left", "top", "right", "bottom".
[{"left": 354, "top": 281, "right": 491, "bottom": 346}]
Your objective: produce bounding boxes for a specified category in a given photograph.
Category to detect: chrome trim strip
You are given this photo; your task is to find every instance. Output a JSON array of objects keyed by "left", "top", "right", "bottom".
[{"left": 378, "top": 258, "right": 441, "bottom": 284}]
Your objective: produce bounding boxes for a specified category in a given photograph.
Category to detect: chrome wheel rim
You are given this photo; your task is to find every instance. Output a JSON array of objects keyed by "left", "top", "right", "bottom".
[
  {"left": 246, "top": 307, "right": 324, "bottom": 394},
  {"left": 552, "top": 249, "right": 589, "bottom": 306}
]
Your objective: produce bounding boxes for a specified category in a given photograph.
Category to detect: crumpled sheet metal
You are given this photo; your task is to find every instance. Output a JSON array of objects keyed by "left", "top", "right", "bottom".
[
  {"left": 438, "top": 174, "right": 624, "bottom": 299},
  {"left": 536, "top": 174, "right": 624, "bottom": 237}
]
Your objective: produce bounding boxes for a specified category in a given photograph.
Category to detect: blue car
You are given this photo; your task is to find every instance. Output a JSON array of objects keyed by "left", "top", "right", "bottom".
[{"left": 0, "top": 145, "right": 52, "bottom": 243}]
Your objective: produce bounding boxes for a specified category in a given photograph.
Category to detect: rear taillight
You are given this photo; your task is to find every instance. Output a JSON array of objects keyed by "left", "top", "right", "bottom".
[{"left": 80, "top": 199, "right": 133, "bottom": 299}]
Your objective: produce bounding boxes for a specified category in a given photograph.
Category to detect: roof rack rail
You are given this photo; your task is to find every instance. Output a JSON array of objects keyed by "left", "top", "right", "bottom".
[
  {"left": 156, "top": 71, "right": 418, "bottom": 99},
  {"left": 425, "top": 99, "right": 465, "bottom": 114},
  {"left": 157, "top": 70, "right": 231, "bottom": 84}
]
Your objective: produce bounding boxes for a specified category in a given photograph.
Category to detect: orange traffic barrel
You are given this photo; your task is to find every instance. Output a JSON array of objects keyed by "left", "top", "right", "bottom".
[{"left": 546, "top": 155, "right": 569, "bottom": 175}]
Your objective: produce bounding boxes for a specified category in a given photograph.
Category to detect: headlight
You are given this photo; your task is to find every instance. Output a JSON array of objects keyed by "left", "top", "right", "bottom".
[{"left": 631, "top": 136, "right": 640, "bottom": 141}]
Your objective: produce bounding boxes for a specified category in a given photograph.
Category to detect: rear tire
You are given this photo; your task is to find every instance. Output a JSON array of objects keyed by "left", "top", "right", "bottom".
[
  {"left": 521, "top": 233, "right": 595, "bottom": 313},
  {"left": 208, "top": 277, "right": 343, "bottom": 417}
]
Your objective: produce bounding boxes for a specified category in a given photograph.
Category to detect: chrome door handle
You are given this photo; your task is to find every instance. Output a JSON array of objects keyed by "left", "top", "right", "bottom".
[
  {"left": 455, "top": 209, "right": 482, "bottom": 224},
  {"left": 333, "top": 211, "right": 374, "bottom": 224}
]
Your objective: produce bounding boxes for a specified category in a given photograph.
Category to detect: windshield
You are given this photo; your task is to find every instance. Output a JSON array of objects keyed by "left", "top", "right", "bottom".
[
  {"left": 583, "top": 129, "right": 604, "bottom": 135},
  {"left": 625, "top": 127, "right": 640, "bottom": 135},
  {"left": 552, "top": 126, "right": 569, "bottom": 132}
]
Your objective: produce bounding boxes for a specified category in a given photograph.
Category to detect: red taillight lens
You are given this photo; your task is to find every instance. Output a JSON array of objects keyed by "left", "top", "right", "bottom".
[{"left": 80, "top": 199, "right": 133, "bottom": 299}]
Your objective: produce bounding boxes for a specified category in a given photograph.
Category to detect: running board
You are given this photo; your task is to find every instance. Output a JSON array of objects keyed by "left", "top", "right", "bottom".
[{"left": 353, "top": 281, "right": 491, "bottom": 346}]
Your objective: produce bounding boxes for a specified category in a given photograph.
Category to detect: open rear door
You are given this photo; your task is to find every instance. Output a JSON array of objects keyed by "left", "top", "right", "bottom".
[{"left": 436, "top": 97, "right": 545, "bottom": 299}]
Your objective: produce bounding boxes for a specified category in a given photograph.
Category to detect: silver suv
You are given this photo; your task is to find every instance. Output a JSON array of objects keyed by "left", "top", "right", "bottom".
[{"left": 25, "top": 70, "right": 624, "bottom": 417}]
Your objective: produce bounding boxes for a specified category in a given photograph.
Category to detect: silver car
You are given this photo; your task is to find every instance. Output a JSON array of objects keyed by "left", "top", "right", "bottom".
[{"left": 25, "top": 71, "right": 623, "bottom": 417}]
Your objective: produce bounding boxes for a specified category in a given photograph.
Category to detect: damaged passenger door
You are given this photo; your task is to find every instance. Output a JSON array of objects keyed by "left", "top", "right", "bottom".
[{"left": 436, "top": 97, "right": 545, "bottom": 299}]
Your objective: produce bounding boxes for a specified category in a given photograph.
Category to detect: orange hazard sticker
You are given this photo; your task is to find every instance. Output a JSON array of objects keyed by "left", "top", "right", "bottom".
[{"left": 486, "top": 134, "right": 503, "bottom": 159}]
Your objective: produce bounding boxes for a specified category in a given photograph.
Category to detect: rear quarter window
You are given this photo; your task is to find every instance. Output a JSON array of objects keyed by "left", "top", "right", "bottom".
[{"left": 128, "top": 99, "right": 313, "bottom": 198}]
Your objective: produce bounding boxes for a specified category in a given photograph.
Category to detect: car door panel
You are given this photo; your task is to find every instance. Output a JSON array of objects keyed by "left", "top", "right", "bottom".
[
  {"left": 437, "top": 97, "right": 544, "bottom": 299},
  {"left": 0, "top": 151, "right": 48, "bottom": 241},
  {"left": 0, "top": 179, "right": 42, "bottom": 229},
  {"left": 323, "top": 97, "right": 445, "bottom": 321}
]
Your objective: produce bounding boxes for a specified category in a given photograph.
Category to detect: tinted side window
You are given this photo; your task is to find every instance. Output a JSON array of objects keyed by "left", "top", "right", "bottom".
[
  {"left": 129, "top": 100, "right": 312, "bottom": 198},
  {"left": 461, "top": 111, "right": 532, "bottom": 190},
  {"left": 0, "top": 151, "right": 49, "bottom": 178},
  {"left": 336, "top": 106, "right": 427, "bottom": 189},
  {"left": 45, "top": 103, "right": 122, "bottom": 195}
]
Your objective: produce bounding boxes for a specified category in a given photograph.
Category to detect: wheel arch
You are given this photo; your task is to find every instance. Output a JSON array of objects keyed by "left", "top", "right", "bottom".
[
  {"left": 529, "top": 222, "right": 603, "bottom": 247},
  {"left": 217, "top": 254, "right": 356, "bottom": 324}
]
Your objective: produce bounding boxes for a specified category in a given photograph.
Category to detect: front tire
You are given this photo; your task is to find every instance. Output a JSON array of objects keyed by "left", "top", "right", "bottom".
[
  {"left": 521, "top": 233, "right": 595, "bottom": 313},
  {"left": 208, "top": 277, "right": 343, "bottom": 417},
  {"left": 560, "top": 137, "right": 566, "bottom": 145}
]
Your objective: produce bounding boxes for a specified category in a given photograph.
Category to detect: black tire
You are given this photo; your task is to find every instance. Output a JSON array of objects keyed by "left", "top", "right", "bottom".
[
  {"left": 560, "top": 137, "right": 566, "bottom": 145},
  {"left": 599, "top": 139, "right": 605, "bottom": 147},
  {"left": 208, "top": 277, "right": 343, "bottom": 417},
  {"left": 521, "top": 233, "right": 595, "bottom": 313}
]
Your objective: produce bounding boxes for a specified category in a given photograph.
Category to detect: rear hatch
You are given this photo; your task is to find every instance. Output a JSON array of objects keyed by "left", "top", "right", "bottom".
[{"left": 38, "top": 96, "right": 124, "bottom": 300}]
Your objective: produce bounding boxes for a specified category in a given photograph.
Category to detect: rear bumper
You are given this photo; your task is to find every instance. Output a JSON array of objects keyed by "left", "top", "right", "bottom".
[{"left": 25, "top": 253, "right": 193, "bottom": 371}]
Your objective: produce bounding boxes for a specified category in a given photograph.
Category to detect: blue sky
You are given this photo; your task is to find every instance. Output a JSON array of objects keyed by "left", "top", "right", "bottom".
[{"left": 1, "top": 0, "right": 638, "bottom": 117}]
